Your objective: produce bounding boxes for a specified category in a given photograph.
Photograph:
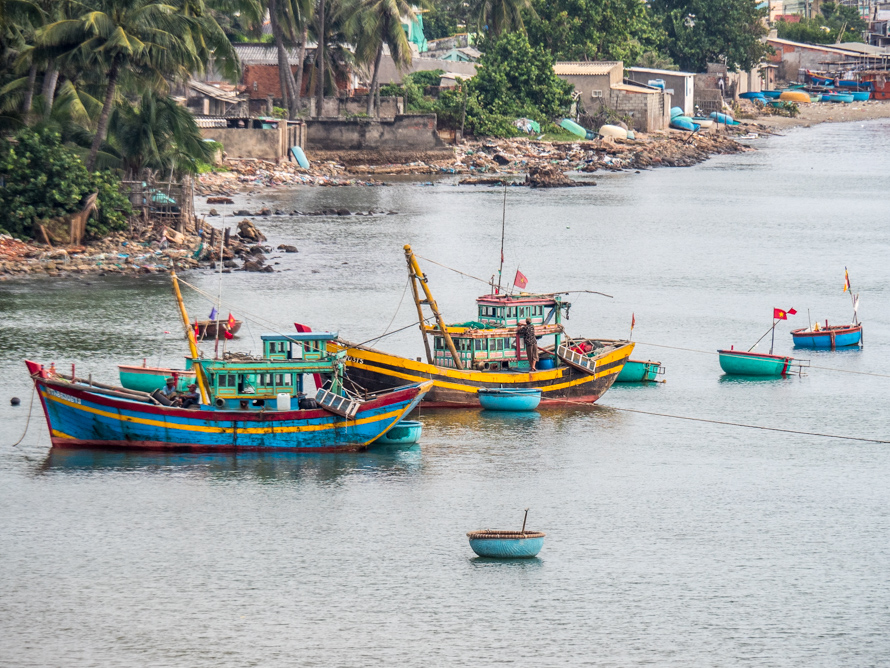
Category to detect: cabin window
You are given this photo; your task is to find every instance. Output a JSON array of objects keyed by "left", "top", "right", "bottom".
[
  {"left": 279, "top": 342, "right": 288, "bottom": 353},
  {"left": 220, "top": 373, "right": 237, "bottom": 388},
  {"left": 434, "top": 337, "right": 444, "bottom": 350},
  {"left": 497, "top": 307, "right": 504, "bottom": 317},
  {"left": 475, "top": 339, "right": 487, "bottom": 351},
  {"left": 495, "top": 339, "right": 504, "bottom": 351},
  {"left": 275, "top": 373, "right": 292, "bottom": 387}
]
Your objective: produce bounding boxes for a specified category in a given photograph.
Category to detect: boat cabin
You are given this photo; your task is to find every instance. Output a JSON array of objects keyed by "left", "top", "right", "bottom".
[
  {"left": 428, "top": 294, "right": 570, "bottom": 371},
  {"left": 194, "top": 332, "right": 343, "bottom": 410}
]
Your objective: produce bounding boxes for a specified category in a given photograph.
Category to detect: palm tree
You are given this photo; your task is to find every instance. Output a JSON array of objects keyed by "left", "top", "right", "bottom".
[
  {"left": 472, "top": 0, "right": 533, "bottom": 37},
  {"left": 268, "top": 0, "right": 312, "bottom": 118},
  {"left": 108, "top": 89, "right": 214, "bottom": 177},
  {"left": 37, "top": 0, "right": 235, "bottom": 171},
  {"left": 352, "top": 0, "right": 417, "bottom": 117}
]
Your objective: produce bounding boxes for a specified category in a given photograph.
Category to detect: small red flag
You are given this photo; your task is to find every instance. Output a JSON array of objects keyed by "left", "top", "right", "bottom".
[
  {"left": 193, "top": 319, "right": 200, "bottom": 339},
  {"left": 631, "top": 313, "right": 635, "bottom": 330},
  {"left": 788, "top": 308, "right": 797, "bottom": 315},
  {"left": 224, "top": 328, "right": 234, "bottom": 340},
  {"left": 227, "top": 312, "right": 236, "bottom": 329},
  {"left": 773, "top": 308, "right": 788, "bottom": 320},
  {"left": 514, "top": 269, "right": 528, "bottom": 289}
]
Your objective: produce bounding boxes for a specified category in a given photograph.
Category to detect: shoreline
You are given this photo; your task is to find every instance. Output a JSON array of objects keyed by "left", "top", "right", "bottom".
[{"left": 5, "top": 104, "right": 890, "bottom": 281}]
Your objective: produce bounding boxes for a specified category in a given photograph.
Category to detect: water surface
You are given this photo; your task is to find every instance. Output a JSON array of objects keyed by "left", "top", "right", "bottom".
[{"left": 2, "top": 120, "right": 889, "bottom": 666}]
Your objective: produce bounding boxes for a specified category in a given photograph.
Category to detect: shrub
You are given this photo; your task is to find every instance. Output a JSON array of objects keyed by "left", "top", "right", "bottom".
[{"left": 0, "top": 129, "right": 131, "bottom": 239}]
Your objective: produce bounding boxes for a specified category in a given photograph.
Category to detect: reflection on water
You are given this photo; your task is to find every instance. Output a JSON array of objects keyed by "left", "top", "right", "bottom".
[
  {"left": 468, "top": 556, "right": 544, "bottom": 569},
  {"left": 36, "top": 444, "right": 423, "bottom": 482}
]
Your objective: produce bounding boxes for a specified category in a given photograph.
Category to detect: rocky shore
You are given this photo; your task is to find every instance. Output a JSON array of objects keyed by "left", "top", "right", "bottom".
[{"left": 0, "top": 219, "right": 282, "bottom": 280}]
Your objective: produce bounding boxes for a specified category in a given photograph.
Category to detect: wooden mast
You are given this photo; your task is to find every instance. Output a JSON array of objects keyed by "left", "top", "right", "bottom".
[
  {"left": 404, "top": 245, "right": 463, "bottom": 370},
  {"left": 171, "top": 270, "right": 211, "bottom": 403}
]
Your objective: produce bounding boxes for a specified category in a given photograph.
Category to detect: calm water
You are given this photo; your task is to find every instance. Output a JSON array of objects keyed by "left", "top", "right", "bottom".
[{"left": 2, "top": 121, "right": 890, "bottom": 666}]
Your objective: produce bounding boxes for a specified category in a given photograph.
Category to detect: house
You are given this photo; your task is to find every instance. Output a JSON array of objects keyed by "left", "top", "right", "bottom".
[
  {"left": 764, "top": 37, "right": 864, "bottom": 80},
  {"left": 627, "top": 67, "right": 696, "bottom": 116},
  {"left": 186, "top": 80, "right": 247, "bottom": 118},
  {"left": 439, "top": 46, "right": 481, "bottom": 62},
  {"left": 554, "top": 61, "right": 670, "bottom": 133}
]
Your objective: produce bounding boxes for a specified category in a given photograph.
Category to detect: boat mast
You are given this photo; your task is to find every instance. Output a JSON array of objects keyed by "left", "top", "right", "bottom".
[
  {"left": 171, "top": 270, "right": 211, "bottom": 403},
  {"left": 497, "top": 184, "right": 506, "bottom": 294},
  {"left": 214, "top": 228, "right": 224, "bottom": 358},
  {"left": 404, "top": 245, "right": 464, "bottom": 369}
]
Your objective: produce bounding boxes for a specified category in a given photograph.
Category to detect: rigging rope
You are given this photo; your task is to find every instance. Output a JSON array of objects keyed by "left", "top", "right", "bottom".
[
  {"left": 366, "top": 277, "right": 411, "bottom": 346},
  {"left": 414, "top": 254, "right": 491, "bottom": 285}
]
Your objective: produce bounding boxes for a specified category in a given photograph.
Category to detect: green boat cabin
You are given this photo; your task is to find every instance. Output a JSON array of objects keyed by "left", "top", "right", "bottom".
[
  {"left": 429, "top": 294, "right": 569, "bottom": 370},
  {"left": 194, "top": 332, "right": 342, "bottom": 410}
]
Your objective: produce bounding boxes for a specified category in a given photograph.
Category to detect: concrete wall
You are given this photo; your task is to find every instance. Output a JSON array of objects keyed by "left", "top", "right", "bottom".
[
  {"left": 588, "top": 90, "right": 669, "bottom": 132},
  {"left": 377, "top": 55, "right": 477, "bottom": 84},
  {"left": 560, "top": 74, "right": 614, "bottom": 109},
  {"left": 201, "top": 122, "right": 306, "bottom": 161},
  {"left": 765, "top": 40, "right": 847, "bottom": 81},
  {"left": 626, "top": 71, "right": 694, "bottom": 115},
  {"left": 306, "top": 114, "right": 447, "bottom": 151}
]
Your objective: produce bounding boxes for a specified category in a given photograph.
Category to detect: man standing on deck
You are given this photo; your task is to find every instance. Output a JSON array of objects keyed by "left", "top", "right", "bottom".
[{"left": 518, "top": 318, "right": 539, "bottom": 371}]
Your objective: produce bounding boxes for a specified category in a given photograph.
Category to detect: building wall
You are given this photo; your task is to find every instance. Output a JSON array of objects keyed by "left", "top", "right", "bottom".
[
  {"left": 306, "top": 114, "right": 447, "bottom": 151},
  {"left": 764, "top": 41, "right": 847, "bottom": 80},
  {"left": 588, "top": 90, "right": 670, "bottom": 132},
  {"left": 201, "top": 122, "right": 306, "bottom": 161},
  {"left": 626, "top": 71, "right": 694, "bottom": 115},
  {"left": 377, "top": 56, "right": 477, "bottom": 84},
  {"left": 561, "top": 74, "right": 614, "bottom": 109}
]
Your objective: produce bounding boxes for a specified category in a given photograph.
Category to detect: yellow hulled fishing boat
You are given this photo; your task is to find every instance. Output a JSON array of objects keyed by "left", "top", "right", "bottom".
[{"left": 329, "top": 246, "right": 633, "bottom": 408}]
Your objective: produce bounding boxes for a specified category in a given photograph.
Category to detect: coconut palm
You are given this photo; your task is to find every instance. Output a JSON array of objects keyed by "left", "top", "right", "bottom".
[
  {"left": 107, "top": 89, "right": 213, "bottom": 177},
  {"left": 351, "top": 0, "right": 418, "bottom": 117},
  {"left": 37, "top": 0, "right": 236, "bottom": 171},
  {"left": 472, "top": 0, "right": 533, "bottom": 37},
  {"left": 268, "top": 0, "right": 312, "bottom": 118}
]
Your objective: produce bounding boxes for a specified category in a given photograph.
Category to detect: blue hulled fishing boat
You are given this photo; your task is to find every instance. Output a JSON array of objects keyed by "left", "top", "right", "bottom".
[
  {"left": 27, "top": 272, "right": 431, "bottom": 451},
  {"left": 790, "top": 268, "right": 862, "bottom": 349}
]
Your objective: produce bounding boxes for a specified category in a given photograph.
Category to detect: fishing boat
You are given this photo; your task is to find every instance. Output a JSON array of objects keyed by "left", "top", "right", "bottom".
[
  {"left": 330, "top": 246, "right": 634, "bottom": 408},
  {"left": 719, "top": 308, "right": 808, "bottom": 377},
  {"left": 717, "top": 349, "right": 802, "bottom": 377},
  {"left": 27, "top": 272, "right": 432, "bottom": 451},
  {"left": 670, "top": 116, "right": 700, "bottom": 132},
  {"left": 118, "top": 361, "right": 195, "bottom": 393},
  {"left": 823, "top": 92, "right": 854, "bottom": 103},
  {"left": 477, "top": 388, "right": 542, "bottom": 411},
  {"left": 790, "top": 323, "right": 862, "bottom": 349},
  {"left": 615, "top": 359, "right": 664, "bottom": 382},
  {"left": 691, "top": 117, "right": 714, "bottom": 128},
  {"left": 467, "top": 510, "right": 544, "bottom": 558},
  {"left": 790, "top": 268, "right": 862, "bottom": 349},
  {"left": 376, "top": 420, "right": 423, "bottom": 444}
]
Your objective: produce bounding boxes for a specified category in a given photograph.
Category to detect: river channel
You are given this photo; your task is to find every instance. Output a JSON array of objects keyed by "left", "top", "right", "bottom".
[{"left": 2, "top": 120, "right": 889, "bottom": 666}]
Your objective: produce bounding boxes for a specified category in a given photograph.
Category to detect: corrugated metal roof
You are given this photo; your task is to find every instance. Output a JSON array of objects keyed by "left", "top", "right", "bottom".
[
  {"left": 188, "top": 80, "right": 244, "bottom": 102},
  {"left": 194, "top": 117, "right": 228, "bottom": 128},
  {"left": 553, "top": 61, "right": 621, "bottom": 75},
  {"left": 628, "top": 66, "right": 695, "bottom": 77},
  {"left": 611, "top": 82, "right": 660, "bottom": 94},
  {"left": 234, "top": 43, "right": 316, "bottom": 65}
]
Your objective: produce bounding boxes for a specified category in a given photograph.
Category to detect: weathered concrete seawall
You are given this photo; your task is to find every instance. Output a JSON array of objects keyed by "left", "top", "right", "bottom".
[{"left": 306, "top": 114, "right": 454, "bottom": 165}]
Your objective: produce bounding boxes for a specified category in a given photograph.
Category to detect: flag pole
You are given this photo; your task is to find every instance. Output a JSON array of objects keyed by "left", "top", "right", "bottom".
[{"left": 769, "top": 317, "right": 777, "bottom": 355}]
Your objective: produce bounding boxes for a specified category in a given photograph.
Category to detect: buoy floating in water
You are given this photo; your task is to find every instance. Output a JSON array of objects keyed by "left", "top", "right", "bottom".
[
  {"left": 467, "top": 508, "right": 545, "bottom": 558},
  {"left": 10, "top": 397, "right": 20, "bottom": 406}
]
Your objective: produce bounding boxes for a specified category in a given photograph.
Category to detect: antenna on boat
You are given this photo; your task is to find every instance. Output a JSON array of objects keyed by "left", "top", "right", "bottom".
[
  {"left": 214, "top": 224, "right": 224, "bottom": 358},
  {"left": 496, "top": 184, "right": 507, "bottom": 295}
]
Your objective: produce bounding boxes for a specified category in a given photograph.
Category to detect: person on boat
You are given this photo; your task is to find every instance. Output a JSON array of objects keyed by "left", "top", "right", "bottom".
[
  {"left": 180, "top": 384, "right": 201, "bottom": 408},
  {"left": 160, "top": 377, "right": 178, "bottom": 399},
  {"left": 518, "top": 318, "right": 539, "bottom": 370}
]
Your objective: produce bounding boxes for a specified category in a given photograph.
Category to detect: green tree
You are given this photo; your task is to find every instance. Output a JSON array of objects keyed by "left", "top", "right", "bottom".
[
  {"left": 107, "top": 90, "right": 214, "bottom": 177},
  {"left": 649, "top": 0, "right": 769, "bottom": 72},
  {"left": 351, "top": 0, "right": 420, "bottom": 117},
  {"left": 525, "top": 0, "right": 660, "bottom": 63},
  {"left": 821, "top": 1, "right": 867, "bottom": 34},
  {"left": 472, "top": 31, "right": 571, "bottom": 118},
  {"left": 0, "top": 128, "right": 130, "bottom": 238},
  {"left": 37, "top": 0, "right": 237, "bottom": 171},
  {"left": 473, "top": 0, "right": 534, "bottom": 37}
]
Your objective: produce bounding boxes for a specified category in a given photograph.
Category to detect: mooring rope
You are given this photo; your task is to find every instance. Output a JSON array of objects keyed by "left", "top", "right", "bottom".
[
  {"left": 632, "top": 340, "right": 890, "bottom": 379},
  {"left": 414, "top": 254, "right": 492, "bottom": 285},
  {"left": 7, "top": 384, "right": 36, "bottom": 447},
  {"left": 603, "top": 405, "right": 890, "bottom": 444}
]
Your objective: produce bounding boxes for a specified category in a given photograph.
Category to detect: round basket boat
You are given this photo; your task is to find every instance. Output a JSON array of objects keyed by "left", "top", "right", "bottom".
[
  {"left": 478, "top": 388, "right": 541, "bottom": 411},
  {"left": 376, "top": 420, "right": 422, "bottom": 445},
  {"left": 466, "top": 530, "right": 546, "bottom": 558}
]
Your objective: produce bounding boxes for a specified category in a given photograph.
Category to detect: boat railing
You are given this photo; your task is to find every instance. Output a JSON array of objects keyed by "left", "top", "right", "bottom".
[
  {"left": 556, "top": 344, "right": 598, "bottom": 373},
  {"left": 315, "top": 388, "right": 361, "bottom": 419},
  {"left": 788, "top": 359, "right": 810, "bottom": 376}
]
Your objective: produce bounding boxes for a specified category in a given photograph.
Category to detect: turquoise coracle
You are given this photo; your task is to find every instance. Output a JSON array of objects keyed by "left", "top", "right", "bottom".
[{"left": 467, "top": 530, "right": 546, "bottom": 558}]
